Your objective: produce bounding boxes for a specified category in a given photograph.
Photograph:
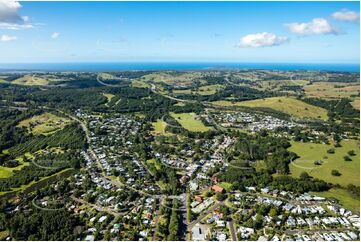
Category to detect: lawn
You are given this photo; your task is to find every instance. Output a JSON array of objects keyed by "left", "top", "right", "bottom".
[
  {"left": 17, "top": 112, "right": 72, "bottom": 136},
  {"left": 212, "top": 96, "right": 328, "bottom": 120},
  {"left": 12, "top": 75, "right": 49, "bottom": 86},
  {"left": 170, "top": 112, "right": 211, "bottom": 132},
  {"left": 288, "top": 139, "right": 360, "bottom": 186},
  {"left": 311, "top": 188, "right": 359, "bottom": 214}
]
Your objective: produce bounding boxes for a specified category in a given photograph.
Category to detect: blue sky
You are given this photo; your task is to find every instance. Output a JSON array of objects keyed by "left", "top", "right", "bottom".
[{"left": 0, "top": 1, "right": 359, "bottom": 63}]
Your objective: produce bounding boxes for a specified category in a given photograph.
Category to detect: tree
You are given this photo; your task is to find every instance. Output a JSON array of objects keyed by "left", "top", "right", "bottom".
[
  {"left": 300, "top": 172, "right": 310, "bottom": 180},
  {"left": 327, "top": 148, "right": 335, "bottom": 154},
  {"left": 331, "top": 170, "right": 341, "bottom": 176},
  {"left": 216, "top": 193, "right": 227, "bottom": 201},
  {"left": 343, "top": 156, "right": 352, "bottom": 161},
  {"left": 347, "top": 150, "right": 356, "bottom": 156}
]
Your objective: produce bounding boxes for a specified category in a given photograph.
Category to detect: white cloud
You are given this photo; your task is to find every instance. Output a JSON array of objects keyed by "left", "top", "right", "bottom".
[
  {"left": 237, "top": 32, "right": 289, "bottom": 48},
  {"left": 0, "top": 34, "right": 16, "bottom": 42},
  {"left": 0, "top": 0, "right": 34, "bottom": 30},
  {"left": 332, "top": 10, "right": 359, "bottom": 22},
  {"left": 51, "top": 32, "right": 60, "bottom": 39},
  {"left": 286, "top": 18, "right": 339, "bottom": 36}
]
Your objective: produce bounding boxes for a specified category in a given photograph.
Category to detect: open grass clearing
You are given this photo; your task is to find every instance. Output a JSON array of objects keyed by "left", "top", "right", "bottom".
[
  {"left": 0, "top": 154, "right": 31, "bottom": 179},
  {"left": 151, "top": 119, "right": 172, "bottom": 136},
  {"left": 12, "top": 75, "right": 49, "bottom": 86},
  {"left": 212, "top": 96, "right": 328, "bottom": 120},
  {"left": 17, "top": 112, "right": 72, "bottom": 136},
  {"left": 311, "top": 188, "right": 359, "bottom": 214},
  {"left": 351, "top": 99, "right": 360, "bottom": 110},
  {"left": 304, "top": 82, "right": 360, "bottom": 100},
  {"left": 288, "top": 139, "right": 360, "bottom": 186},
  {"left": 102, "top": 93, "right": 115, "bottom": 106},
  {"left": 170, "top": 112, "right": 211, "bottom": 132}
]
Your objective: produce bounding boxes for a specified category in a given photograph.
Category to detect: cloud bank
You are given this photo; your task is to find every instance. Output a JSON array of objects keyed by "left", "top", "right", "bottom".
[
  {"left": 0, "top": 0, "right": 33, "bottom": 30},
  {"left": 332, "top": 10, "right": 359, "bottom": 22},
  {"left": 286, "top": 18, "right": 339, "bottom": 36},
  {"left": 237, "top": 32, "right": 289, "bottom": 48},
  {"left": 0, "top": 34, "right": 16, "bottom": 42},
  {"left": 51, "top": 32, "right": 60, "bottom": 39}
]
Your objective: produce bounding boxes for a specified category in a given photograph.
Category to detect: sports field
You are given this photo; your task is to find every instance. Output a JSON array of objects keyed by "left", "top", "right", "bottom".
[
  {"left": 289, "top": 139, "right": 360, "bottom": 186},
  {"left": 212, "top": 96, "right": 328, "bottom": 120},
  {"left": 17, "top": 112, "right": 72, "bottom": 136},
  {"left": 170, "top": 112, "right": 211, "bottom": 132}
]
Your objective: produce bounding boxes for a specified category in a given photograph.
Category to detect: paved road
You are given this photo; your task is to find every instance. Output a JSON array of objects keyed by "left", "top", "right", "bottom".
[
  {"left": 150, "top": 83, "right": 191, "bottom": 103},
  {"left": 152, "top": 197, "right": 163, "bottom": 241},
  {"left": 229, "top": 220, "right": 237, "bottom": 241},
  {"left": 96, "top": 74, "right": 123, "bottom": 87},
  {"left": 188, "top": 202, "right": 223, "bottom": 228}
]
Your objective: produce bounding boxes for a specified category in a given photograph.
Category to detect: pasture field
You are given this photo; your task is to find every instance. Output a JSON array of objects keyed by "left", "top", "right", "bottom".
[
  {"left": 102, "top": 93, "right": 115, "bottom": 106},
  {"left": 172, "top": 84, "right": 223, "bottom": 96},
  {"left": 288, "top": 139, "right": 360, "bottom": 186},
  {"left": 170, "top": 112, "right": 211, "bottom": 132},
  {"left": 311, "top": 188, "right": 359, "bottom": 214},
  {"left": 141, "top": 72, "right": 204, "bottom": 87},
  {"left": 12, "top": 75, "right": 49, "bottom": 86},
  {"left": 304, "top": 82, "right": 360, "bottom": 100},
  {"left": 131, "top": 80, "right": 150, "bottom": 88},
  {"left": 197, "top": 84, "right": 223, "bottom": 95},
  {"left": 173, "top": 89, "right": 192, "bottom": 94},
  {"left": 0, "top": 152, "right": 32, "bottom": 178},
  {"left": 351, "top": 99, "right": 360, "bottom": 110},
  {"left": 151, "top": 119, "right": 171, "bottom": 136},
  {"left": 17, "top": 112, "right": 72, "bottom": 136},
  {"left": 99, "top": 72, "right": 117, "bottom": 80},
  {"left": 212, "top": 97, "right": 328, "bottom": 120}
]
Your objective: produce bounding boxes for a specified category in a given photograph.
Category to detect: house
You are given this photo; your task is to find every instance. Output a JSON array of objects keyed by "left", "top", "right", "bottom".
[
  {"left": 212, "top": 185, "right": 224, "bottom": 193},
  {"left": 84, "top": 235, "right": 95, "bottom": 241},
  {"left": 195, "top": 195, "right": 202, "bottom": 203},
  {"left": 192, "top": 223, "right": 210, "bottom": 241},
  {"left": 212, "top": 177, "right": 220, "bottom": 183},
  {"left": 98, "top": 215, "right": 107, "bottom": 223},
  {"left": 216, "top": 220, "right": 226, "bottom": 227}
]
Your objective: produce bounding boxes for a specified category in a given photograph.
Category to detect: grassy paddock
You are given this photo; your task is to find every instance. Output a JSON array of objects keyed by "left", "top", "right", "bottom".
[
  {"left": 170, "top": 112, "right": 211, "bottom": 132},
  {"left": 212, "top": 96, "right": 328, "bottom": 120},
  {"left": 12, "top": 75, "right": 49, "bottom": 86},
  {"left": 17, "top": 112, "right": 72, "bottom": 136},
  {"left": 0, "top": 155, "right": 30, "bottom": 179},
  {"left": 351, "top": 99, "right": 360, "bottom": 110},
  {"left": 151, "top": 119, "right": 171, "bottom": 136},
  {"left": 288, "top": 139, "right": 360, "bottom": 186},
  {"left": 304, "top": 82, "right": 360, "bottom": 100}
]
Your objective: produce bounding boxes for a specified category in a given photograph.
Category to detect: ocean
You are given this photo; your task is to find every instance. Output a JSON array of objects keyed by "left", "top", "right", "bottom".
[{"left": 0, "top": 62, "right": 359, "bottom": 73}]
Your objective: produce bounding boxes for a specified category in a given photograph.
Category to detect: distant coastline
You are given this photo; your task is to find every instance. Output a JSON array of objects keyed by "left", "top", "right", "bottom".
[{"left": 0, "top": 62, "right": 359, "bottom": 73}]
